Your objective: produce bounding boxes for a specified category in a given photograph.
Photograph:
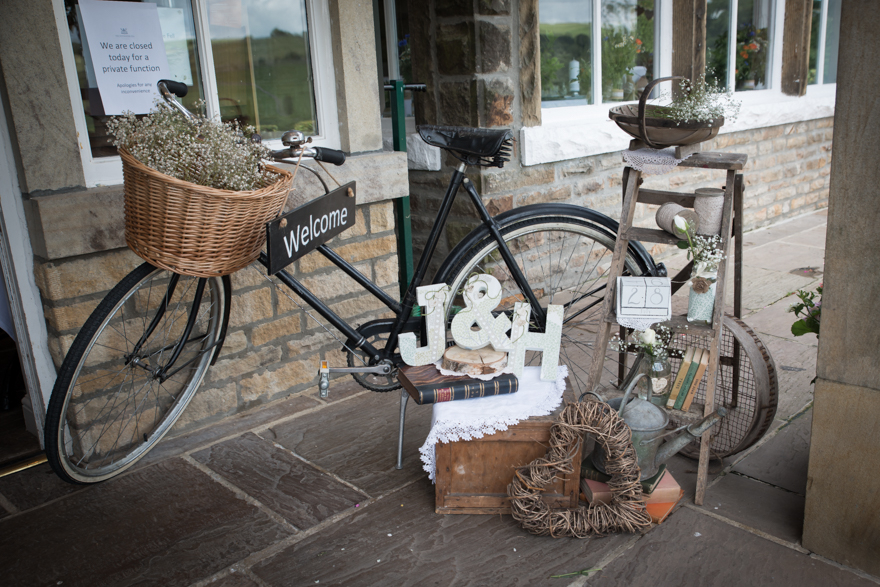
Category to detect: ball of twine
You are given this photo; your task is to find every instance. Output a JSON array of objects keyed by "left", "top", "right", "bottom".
[{"left": 507, "top": 400, "right": 652, "bottom": 538}]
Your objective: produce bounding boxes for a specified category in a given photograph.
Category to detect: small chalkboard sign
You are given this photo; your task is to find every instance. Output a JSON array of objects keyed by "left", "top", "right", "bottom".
[
  {"left": 616, "top": 276, "right": 671, "bottom": 323},
  {"left": 265, "top": 182, "right": 356, "bottom": 275}
]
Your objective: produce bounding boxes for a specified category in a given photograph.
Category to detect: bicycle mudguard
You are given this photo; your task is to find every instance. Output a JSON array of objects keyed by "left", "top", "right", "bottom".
[{"left": 432, "top": 203, "right": 657, "bottom": 284}]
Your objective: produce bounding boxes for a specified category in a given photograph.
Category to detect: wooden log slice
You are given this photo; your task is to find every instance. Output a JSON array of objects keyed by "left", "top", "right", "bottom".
[{"left": 442, "top": 345, "right": 508, "bottom": 377}]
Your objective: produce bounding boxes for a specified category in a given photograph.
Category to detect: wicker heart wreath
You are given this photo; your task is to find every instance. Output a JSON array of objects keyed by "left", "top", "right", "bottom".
[{"left": 507, "top": 399, "right": 653, "bottom": 538}]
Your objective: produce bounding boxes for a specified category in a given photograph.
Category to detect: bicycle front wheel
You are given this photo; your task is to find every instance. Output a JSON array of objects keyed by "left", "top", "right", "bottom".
[
  {"left": 442, "top": 215, "right": 650, "bottom": 398},
  {"left": 45, "top": 263, "right": 229, "bottom": 484}
]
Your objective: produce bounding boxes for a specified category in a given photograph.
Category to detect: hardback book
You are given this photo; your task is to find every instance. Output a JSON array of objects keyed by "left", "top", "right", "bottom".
[
  {"left": 646, "top": 490, "right": 684, "bottom": 524},
  {"left": 580, "top": 458, "right": 612, "bottom": 483},
  {"left": 581, "top": 477, "right": 613, "bottom": 505},
  {"left": 581, "top": 469, "right": 680, "bottom": 506},
  {"left": 673, "top": 348, "right": 705, "bottom": 410},
  {"left": 397, "top": 364, "right": 518, "bottom": 405},
  {"left": 640, "top": 463, "right": 668, "bottom": 494},
  {"left": 666, "top": 347, "right": 696, "bottom": 409},
  {"left": 681, "top": 348, "right": 710, "bottom": 411}
]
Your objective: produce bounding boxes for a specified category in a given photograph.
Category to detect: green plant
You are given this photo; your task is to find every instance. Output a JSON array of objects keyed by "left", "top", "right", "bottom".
[
  {"left": 788, "top": 284, "right": 822, "bottom": 337},
  {"left": 108, "top": 103, "right": 275, "bottom": 191},
  {"left": 601, "top": 26, "right": 638, "bottom": 95}
]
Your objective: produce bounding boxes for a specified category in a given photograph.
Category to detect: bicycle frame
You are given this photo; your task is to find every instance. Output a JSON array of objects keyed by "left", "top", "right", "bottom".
[{"left": 256, "top": 161, "right": 543, "bottom": 366}]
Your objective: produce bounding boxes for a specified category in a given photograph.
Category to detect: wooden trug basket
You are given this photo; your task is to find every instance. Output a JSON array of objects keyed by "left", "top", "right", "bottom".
[
  {"left": 609, "top": 76, "right": 724, "bottom": 149},
  {"left": 120, "top": 148, "right": 292, "bottom": 277}
]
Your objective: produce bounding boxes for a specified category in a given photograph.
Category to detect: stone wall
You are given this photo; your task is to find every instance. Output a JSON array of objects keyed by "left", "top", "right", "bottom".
[
  {"left": 32, "top": 198, "right": 399, "bottom": 433},
  {"left": 408, "top": 118, "right": 833, "bottom": 276}
]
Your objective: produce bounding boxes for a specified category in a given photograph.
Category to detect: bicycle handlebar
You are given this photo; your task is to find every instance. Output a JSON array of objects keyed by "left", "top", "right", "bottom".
[{"left": 156, "top": 80, "right": 347, "bottom": 167}]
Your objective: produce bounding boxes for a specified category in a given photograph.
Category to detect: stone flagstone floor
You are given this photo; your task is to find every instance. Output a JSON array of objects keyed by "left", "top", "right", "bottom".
[{"left": 2, "top": 209, "right": 877, "bottom": 587}]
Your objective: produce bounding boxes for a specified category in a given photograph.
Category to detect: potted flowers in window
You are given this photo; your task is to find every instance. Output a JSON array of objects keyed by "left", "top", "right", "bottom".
[
  {"left": 612, "top": 325, "right": 673, "bottom": 406},
  {"left": 675, "top": 216, "right": 725, "bottom": 323}
]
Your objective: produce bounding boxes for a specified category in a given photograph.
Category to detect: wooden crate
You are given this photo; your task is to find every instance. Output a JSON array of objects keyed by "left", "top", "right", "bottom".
[{"left": 434, "top": 407, "right": 582, "bottom": 515}]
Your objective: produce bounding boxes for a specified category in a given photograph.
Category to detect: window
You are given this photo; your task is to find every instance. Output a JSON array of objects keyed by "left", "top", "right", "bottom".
[
  {"left": 56, "top": 0, "right": 338, "bottom": 185},
  {"left": 808, "top": 0, "right": 841, "bottom": 85},
  {"left": 705, "top": 0, "right": 775, "bottom": 92},
  {"left": 539, "top": 0, "right": 658, "bottom": 107}
]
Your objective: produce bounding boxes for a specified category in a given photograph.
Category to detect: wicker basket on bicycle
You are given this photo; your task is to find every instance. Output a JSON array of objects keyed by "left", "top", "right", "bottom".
[{"left": 120, "top": 147, "right": 292, "bottom": 277}]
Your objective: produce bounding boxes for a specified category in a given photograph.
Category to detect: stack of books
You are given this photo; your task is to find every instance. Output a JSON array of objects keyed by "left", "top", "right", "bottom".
[
  {"left": 580, "top": 461, "right": 684, "bottom": 524},
  {"left": 397, "top": 364, "right": 519, "bottom": 405},
  {"left": 665, "top": 346, "right": 710, "bottom": 412}
]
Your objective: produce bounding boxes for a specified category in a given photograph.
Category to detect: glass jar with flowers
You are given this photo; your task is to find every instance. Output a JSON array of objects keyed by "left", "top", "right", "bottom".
[
  {"left": 612, "top": 325, "right": 673, "bottom": 406},
  {"left": 675, "top": 217, "right": 725, "bottom": 324}
]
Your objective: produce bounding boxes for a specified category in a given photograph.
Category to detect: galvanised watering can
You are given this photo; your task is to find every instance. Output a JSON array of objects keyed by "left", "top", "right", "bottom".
[{"left": 588, "top": 373, "right": 727, "bottom": 480}]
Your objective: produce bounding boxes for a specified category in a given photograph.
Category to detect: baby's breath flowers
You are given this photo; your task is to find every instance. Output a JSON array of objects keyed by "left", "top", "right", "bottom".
[
  {"left": 107, "top": 102, "right": 276, "bottom": 191},
  {"left": 654, "top": 74, "right": 740, "bottom": 126},
  {"left": 675, "top": 218, "right": 725, "bottom": 276},
  {"left": 611, "top": 325, "right": 672, "bottom": 359}
]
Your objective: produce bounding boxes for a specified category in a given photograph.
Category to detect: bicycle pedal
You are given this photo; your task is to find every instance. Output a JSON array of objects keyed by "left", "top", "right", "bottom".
[{"left": 318, "top": 361, "right": 330, "bottom": 398}]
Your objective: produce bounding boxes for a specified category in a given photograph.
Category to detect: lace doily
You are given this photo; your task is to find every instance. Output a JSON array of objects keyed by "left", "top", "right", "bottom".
[
  {"left": 419, "top": 365, "right": 568, "bottom": 482},
  {"left": 615, "top": 317, "right": 660, "bottom": 331},
  {"left": 622, "top": 147, "right": 694, "bottom": 176}
]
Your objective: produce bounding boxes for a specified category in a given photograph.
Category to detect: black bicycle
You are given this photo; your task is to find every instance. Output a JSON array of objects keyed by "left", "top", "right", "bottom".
[{"left": 43, "top": 80, "right": 657, "bottom": 484}]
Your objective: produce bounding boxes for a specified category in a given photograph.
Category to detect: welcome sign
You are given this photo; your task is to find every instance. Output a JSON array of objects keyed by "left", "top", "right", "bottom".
[{"left": 265, "top": 182, "right": 357, "bottom": 275}]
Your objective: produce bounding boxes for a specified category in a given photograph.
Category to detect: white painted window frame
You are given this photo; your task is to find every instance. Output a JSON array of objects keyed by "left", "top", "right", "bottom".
[
  {"left": 523, "top": 0, "right": 836, "bottom": 166},
  {"left": 52, "top": 0, "right": 340, "bottom": 188}
]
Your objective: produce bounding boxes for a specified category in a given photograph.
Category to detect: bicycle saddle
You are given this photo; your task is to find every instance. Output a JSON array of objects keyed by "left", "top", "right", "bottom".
[{"left": 418, "top": 125, "right": 513, "bottom": 168}]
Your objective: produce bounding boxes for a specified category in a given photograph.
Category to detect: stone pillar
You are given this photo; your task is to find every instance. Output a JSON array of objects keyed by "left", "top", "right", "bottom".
[
  {"left": 0, "top": 0, "right": 85, "bottom": 192},
  {"left": 328, "top": 0, "right": 383, "bottom": 153},
  {"left": 802, "top": 0, "right": 880, "bottom": 575},
  {"left": 406, "top": 0, "right": 541, "bottom": 269}
]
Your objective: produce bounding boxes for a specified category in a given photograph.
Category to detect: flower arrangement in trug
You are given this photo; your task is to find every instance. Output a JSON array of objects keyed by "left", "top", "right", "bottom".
[
  {"left": 654, "top": 74, "right": 740, "bottom": 125},
  {"left": 107, "top": 102, "right": 276, "bottom": 192},
  {"left": 788, "top": 284, "right": 822, "bottom": 337},
  {"left": 611, "top": 325, "right": 673, "bottom": 359}
]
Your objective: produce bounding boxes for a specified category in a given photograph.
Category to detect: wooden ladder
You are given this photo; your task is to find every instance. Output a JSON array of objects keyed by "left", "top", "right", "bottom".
[{"left": 587, "top": 151, "right": 747, "bottom": 505}]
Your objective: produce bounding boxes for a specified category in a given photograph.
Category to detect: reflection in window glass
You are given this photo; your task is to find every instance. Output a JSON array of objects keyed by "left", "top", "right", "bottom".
[
  {"left": 705, "top": 0, "right": 772, "bottom": 91},
  {"left": 823, "top": 0, "right": 841, "bottom": 84},
  {"left": 706, "top": 0, "right": 730, "bottom": 88},
  {"left": 208, "top": 0, "right": 317, "bottom": 140},
  {"left": 808, "top": 0, "right": 821, "bottom": 84},
  {"left": 64, "top": 0, "right": 206, "bottom": 158},
  {"left": 600, "top": 0, "right": 654, "bottom": 102},
  {"left": 539, "top": 0, "right": 654, "bottom": 107},
  {"left": 539, "top": 0, "right": 593, "bottom": 105}
]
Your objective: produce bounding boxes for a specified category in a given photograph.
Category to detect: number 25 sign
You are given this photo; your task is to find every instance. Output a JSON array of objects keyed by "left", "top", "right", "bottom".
[{"left": 616, "top": 276, "right": 671, "bottom": 323}]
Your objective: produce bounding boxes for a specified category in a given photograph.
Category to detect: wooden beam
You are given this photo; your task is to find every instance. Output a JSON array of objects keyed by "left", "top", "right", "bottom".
[
  {"left": 782, "top": 0, "right": 813, "bottom": 96},
  {"left": 672, "top": 0, "right": 707, "bottom": 88}
]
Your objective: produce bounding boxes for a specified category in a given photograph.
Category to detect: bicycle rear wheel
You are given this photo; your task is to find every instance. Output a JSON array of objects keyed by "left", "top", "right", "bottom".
[
  {"left": 440, "top": 214, "right": 652, "bottom": 399},
  {"left": 45, "top": 263, "right": 230, "bottom": 484}
]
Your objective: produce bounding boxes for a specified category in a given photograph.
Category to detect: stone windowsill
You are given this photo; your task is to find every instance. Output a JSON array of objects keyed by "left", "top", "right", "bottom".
[
  {"left": 28, "top": 150, "right": 409, "bottom": 261},
  {"left": 520, "top": 84, "right": 837, "bottom": 167}
]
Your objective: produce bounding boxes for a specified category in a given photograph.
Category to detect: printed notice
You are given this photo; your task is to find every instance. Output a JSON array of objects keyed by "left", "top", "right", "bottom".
[{"left": 79, "top": 0, "right": 172, "bottom": 115}]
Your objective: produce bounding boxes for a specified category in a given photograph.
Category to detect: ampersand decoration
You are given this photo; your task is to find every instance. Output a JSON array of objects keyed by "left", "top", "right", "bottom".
[
  {"left": 450, "top": 274, "right": 512, "bottom": 351},
  {"left": 507, "top": 398, "right": 652, "bottom": 538}
]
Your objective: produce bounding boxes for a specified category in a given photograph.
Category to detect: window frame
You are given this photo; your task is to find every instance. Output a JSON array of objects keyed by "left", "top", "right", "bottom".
[
  {"left": 52, "top": 0, "right": 340, "bottom": 188},
  {"left": 523, "top": 0, "right": 834, "bottom": 166},
  {"left": 539, "top": 0, "right": 672, "bottom": 110}
]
